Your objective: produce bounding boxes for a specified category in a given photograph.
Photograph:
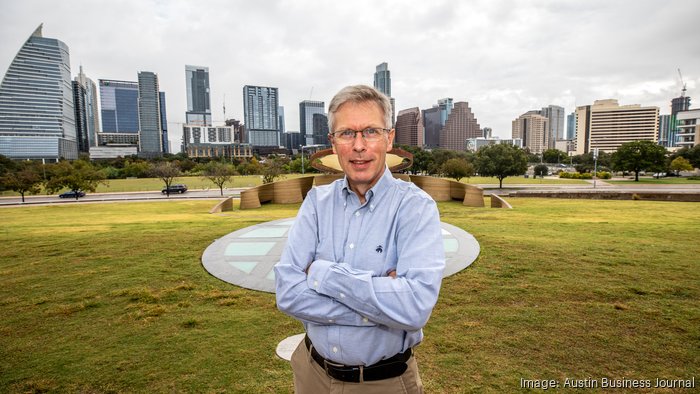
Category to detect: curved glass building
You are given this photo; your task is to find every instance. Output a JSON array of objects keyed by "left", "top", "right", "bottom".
[{"left": 0, "top": 24, "right": 77, "bottom": 161}]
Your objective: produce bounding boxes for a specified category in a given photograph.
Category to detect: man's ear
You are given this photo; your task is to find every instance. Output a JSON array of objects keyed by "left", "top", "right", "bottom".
[
  {"left": 328, "top": 135, "right": 337, "bottom": 154},
  {"left": 386, "top": 129, "right": 395, "bottom": 152}
]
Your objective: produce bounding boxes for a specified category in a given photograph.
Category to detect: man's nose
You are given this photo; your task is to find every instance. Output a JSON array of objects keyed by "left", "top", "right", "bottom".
[{"left": 352, "top": 132, "right": 367, "bottom": 151}]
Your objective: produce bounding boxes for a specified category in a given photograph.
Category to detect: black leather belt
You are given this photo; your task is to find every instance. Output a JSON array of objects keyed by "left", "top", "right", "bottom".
[{"left": 304, "top": 335, "right": 411, "bottom": 383}]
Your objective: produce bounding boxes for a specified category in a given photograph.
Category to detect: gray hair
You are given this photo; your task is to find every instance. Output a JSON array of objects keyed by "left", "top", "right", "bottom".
[{"left": 327, "top": 85, "right": 392, "bottom": 132}]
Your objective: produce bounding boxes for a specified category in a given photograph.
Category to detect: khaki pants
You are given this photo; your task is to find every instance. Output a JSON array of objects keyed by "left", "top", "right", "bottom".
[{"left": 290, "top": 339, "right": 424, "bottom": 394}]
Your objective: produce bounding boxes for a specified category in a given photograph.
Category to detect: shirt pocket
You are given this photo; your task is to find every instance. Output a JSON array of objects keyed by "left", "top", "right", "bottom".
[{"left": 356, "top": 241, "right": 389, "bottom": 276}]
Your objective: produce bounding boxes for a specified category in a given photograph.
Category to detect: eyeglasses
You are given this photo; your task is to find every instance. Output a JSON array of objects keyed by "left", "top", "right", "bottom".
[{"left": 330, "top": 128, "right": 391, "bottom": 144}]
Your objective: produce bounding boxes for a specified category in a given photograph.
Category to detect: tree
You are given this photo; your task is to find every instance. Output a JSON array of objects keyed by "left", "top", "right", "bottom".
[
  {"left": 533, "top": 164, "right": 548, "bottom": 178},
  {"left": 122, "top": 160, "right": 150, "bottom": 178},
  {"left": 687, "top": 145, "right": 700, "bottom": 169},
  {"left": 149, "top": 161, "right": 182, "bottom": 197},
  {"left": 0, "top": 154, "right": 18, "bottom": 192},
  {"left": 237, "top": 157, "right": 262, "bottom": 176},
  {"left": 542, "top": 149, "right": 567, "bottom": 164},
  {"left": 572, "top": 151, "right": 612, "bottom": 173},
  {"left": 202, "top": 161, "right": 237, "bottom": 196},
  {"left": 45, "top": 160, "right": 107, "bottom": 200},
  {"left": 669, "top": 156, "right": 693, "bottom": 176},
  {"left": 611, "top": 140, "right": 667, "bottom": 181},
  {"left": 475, "top": 144, "right": 528, "bottom": 188},
  {"left": 0, "top": 161, "right": 43, "bottom": 202},
  {"left": 441, "top": 158, "right": 474, "bottom": 182},
  {"left": 261, "top": 156, "right": 288, "bottom": 184},
  {"left": 287, "top": 156, "right": 314, "bottom": 174}
]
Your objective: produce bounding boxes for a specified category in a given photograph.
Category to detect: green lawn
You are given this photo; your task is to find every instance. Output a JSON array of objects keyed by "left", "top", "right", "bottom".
[
  {"left": 1, "top": 174, "right": 589, "bottom": 197},
  {"left": 1, "top": 199, "right": 698, "bottom": 392},
  {"left": 607, "top": 177, "right": 700, "bottom": 185},
  {"left": 455, "top": 176, "right": 588, "bottom": 185}
]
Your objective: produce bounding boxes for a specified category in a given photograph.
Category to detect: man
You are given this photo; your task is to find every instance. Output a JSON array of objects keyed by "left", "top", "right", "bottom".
[{"left": 275, "top": 85, "right": 445, "bottom": 393}]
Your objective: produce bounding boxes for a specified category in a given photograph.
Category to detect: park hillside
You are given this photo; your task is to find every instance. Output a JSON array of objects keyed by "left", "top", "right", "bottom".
[{"left": 1, "top": 196, "right": 698, "bottom": 392}]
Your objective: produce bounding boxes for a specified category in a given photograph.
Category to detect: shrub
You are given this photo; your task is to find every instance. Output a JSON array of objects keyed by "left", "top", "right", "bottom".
[
  {"left": 596, "top": 171, "right": 611, "bottom": 179},
  {"left": 560, "top": 172, "right": 592, "bottom": 179}
]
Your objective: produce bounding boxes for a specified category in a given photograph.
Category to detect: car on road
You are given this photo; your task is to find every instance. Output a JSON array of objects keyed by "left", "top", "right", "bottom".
[
  {"left": 162, "top": 184, "right": 188, "bottom": 194},
  {"left": 59, "top": 190, "right": 86, "bottom": 198}
]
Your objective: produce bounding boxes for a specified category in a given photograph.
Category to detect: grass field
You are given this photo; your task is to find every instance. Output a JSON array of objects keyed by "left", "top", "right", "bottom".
[
  {"left": 607, "top": 177, "right": 700, "bottom": 185},
  {"left": 1, "top": 174, "right": 590, "bottom": 197},
  {"left": 1, "top": 199, "right": 698, "bottom": 392}
]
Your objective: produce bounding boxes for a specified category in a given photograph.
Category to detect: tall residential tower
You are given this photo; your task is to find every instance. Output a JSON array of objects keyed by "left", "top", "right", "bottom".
[
  {"left": 243, "top": 85, "right": 279, "bottom": 146},
  {"left": 185, "top": 65, "right": 212, "bottom": 126}
]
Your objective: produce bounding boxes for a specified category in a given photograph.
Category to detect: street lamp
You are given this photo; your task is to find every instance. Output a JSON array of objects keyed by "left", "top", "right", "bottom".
[{"left": 300, "top": 144, "right": 324, "bottom": 174}]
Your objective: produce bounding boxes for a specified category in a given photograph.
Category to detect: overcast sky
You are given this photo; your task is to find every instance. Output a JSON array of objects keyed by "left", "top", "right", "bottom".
[{"left": 1, "top": 0, "right": 699, "bottom": 149}]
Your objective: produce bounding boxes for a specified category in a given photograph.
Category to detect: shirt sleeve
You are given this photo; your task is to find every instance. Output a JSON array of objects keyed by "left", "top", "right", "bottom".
[
  {"left": 306, "top": 194, "right": 445, "bottom": 332},
  {"left": 274, "top": 190, "right": 377, "bottom": 327}
]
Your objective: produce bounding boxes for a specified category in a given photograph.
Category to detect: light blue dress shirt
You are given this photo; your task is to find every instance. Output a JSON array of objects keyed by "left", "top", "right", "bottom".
[{"left": 275, "top": 167, "right": 445, "bottom": 366}]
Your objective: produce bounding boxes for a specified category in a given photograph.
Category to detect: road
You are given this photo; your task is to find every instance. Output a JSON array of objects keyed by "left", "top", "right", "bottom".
[
  {"left": 2, "top": 181, "right": 699, "bottom": 206},
  {"left": 0, "top": 188, "right": 247, "bottom": 206}
]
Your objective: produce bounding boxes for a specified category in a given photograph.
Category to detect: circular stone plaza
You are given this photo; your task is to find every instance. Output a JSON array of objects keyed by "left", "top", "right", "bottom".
[
  {"left": 201, "top": 217, "right": 481, "bottom": 360},
  {"left": 202, "top": 217, "right": 480, "bottom": 293}
]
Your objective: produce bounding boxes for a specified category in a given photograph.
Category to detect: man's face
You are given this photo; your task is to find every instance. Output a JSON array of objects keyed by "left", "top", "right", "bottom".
[{"left": 331, "top": 101, "right": 394, "bottom": 194}]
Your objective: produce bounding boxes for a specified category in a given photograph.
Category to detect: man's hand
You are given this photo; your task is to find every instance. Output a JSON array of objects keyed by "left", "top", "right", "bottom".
[{"left": 387, "top": 270, "right": 396, "bottom": 278}]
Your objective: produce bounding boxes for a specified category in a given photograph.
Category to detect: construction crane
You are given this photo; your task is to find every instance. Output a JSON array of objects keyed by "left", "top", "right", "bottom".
[{"left": 678, "top": 68, "right": 687, "bottom": 97}]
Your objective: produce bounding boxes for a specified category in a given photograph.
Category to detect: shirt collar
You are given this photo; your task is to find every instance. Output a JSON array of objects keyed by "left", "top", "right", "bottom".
[{"left": 340, "top": 166, "right": 392, "bottom": 212}]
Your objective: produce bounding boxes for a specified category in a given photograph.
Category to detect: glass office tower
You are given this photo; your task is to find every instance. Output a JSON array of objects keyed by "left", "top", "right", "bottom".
[
  {"left": 0, "top": 24, "right": 77, "bottom": 161},
  {"left": 99, "top": 79, "right": 139, "bottom": 133}
]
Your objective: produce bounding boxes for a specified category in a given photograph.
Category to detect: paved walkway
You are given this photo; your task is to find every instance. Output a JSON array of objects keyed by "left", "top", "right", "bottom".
[{"left": 202, "top": 218, "right": 480, "bottom": 293}]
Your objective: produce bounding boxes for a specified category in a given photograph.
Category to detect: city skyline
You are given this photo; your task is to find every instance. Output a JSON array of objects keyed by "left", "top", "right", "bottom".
[{"left": 1, "top": 0, "right": 698, "bottom": 151}]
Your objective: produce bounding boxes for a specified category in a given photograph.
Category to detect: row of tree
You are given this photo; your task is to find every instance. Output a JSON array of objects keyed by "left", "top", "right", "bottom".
[{"left": 2, "top": 142, "right": 698, "bottom": 200}]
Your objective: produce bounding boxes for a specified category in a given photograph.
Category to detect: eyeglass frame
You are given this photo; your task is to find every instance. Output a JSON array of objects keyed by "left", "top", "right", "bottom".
[{"left": 329, "top": 128, "right": 393, "bottom": 144}]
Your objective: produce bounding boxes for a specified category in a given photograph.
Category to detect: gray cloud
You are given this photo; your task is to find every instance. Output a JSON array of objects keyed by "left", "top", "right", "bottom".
[{"left": 1, "top": 0, "right": 698, "bottom": 149}]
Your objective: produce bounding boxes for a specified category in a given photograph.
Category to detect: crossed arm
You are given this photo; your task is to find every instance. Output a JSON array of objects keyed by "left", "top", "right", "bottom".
[{"left": 274, "top": 191, "right": 445, "bottom": 331}]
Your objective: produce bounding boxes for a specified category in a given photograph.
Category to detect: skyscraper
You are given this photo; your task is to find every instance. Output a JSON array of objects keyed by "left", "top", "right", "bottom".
[
  {"left": 75, "top": 66, "right": 100, "bottom": 148},
  {"left": 374, "top": 63, "right": 391, "bottom": 97},
  {"left": 566, "top": 112, "right": 576, "bottom": 140},
  {"left": 72, "top": 80, "right": 89, "bottom": 153},
  {"left": 669, "top": 95, "right": 691, "bottom": 147},
  {"left": 185, "top": 65, "right": 212, "bottom": 126},
  {"left": 137, "top": 71, "right": 163, "bottom": 157},
  {"left": 574, "top": 99, "right": 659, "bottom": 154},
  {"left": 299, "top": 100, "right": 325, "bottom": 145},
  {"left": 422, "top": 107, "right": 442, "bottom": 149},
  {"left": 0, "top": 24, "right": 77, "bottom": 161},
  {"left": 99, "top": 79, "right": 139, "bottom": 133},
  {"left": 374, "top": 62, "right": 395, "bottom": 126},
  {"left": 541, "top": 105, "right": 565, "bottom": 148},
  {"left": 440, "top": 102, "right": 481, "bottom": 151},
  {"left": 243, "top": 85, "right": 280, "bottom": 146},
  {"left": 312, "top": 113, "right": 329, "bottom": 145},
  {"left": 658, "top": 114, "right": 672, "bottom": 147},
  {"left": 159, "top": 92, "right": 169, "bottom": 153},
  {"left": 395, "top": 107, "right": 424, "bottom": 147},
  {"left": 512, "top": 111, "right": 548, "bottom": 154}
]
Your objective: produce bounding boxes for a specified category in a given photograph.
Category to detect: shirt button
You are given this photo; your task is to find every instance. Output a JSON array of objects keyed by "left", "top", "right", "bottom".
[
  {"left": 313, "top": 280, "right": 319, "bottom": 287},
  {"left": 332, "top": 346, "right": 338, "bottom": 353},
  {"left": 349, "top": 243, "right": 354, "bottom": 249},
  {"left": 370, "top": 204, "right": 374, "bottom": 209},
  {"left": 355, "top": 211, "right": 360, "bottom": 217},
  {"left": 362, "top": 317, "right": 368, "bottom": 323},
  {"left": 328, "top": 319, "right": 334, "bottom": 323},
  {"left": 340, "top": 293, "right": 345, "bottom": 298}
]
